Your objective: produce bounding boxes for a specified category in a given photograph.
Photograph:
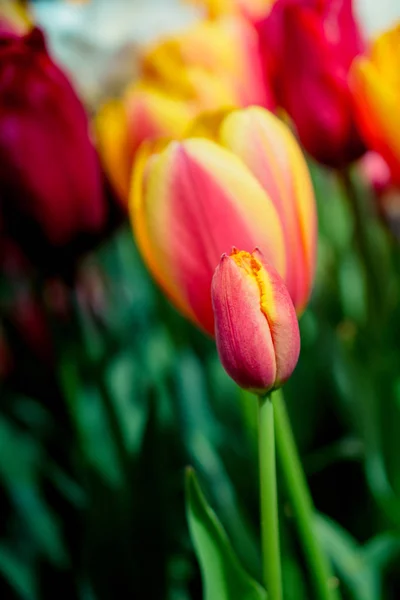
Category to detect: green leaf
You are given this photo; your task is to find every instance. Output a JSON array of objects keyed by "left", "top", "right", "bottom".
[
  {"left": 315, "top": 513, "right": 379, "bottom": 600},
  {"left": 185, "top": 468, "right": 266, "bottom": 600},
  {"left": 0, "top": 544, "right": 37, "bottom": 600}
]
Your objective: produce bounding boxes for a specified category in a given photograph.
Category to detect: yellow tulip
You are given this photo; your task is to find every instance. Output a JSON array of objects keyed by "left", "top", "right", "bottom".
[{"left": 350, "top": 24, "right": 400, "bottom": 183}]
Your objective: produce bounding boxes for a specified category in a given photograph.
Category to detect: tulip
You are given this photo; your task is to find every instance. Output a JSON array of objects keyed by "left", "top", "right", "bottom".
[
  {"left": 142, "top": 16, "right": 274, "bottom": 111},
  {"left": 350, "top": 24, "right": 400, "bottom": 185},
  {"left": 96, "top": 85, "right": 193, "bottom": 204},
  {"left": 258, "top": 0, "right": 365, "bottom": 167},
  {"left": 0, "top": 27, "right": 107, "bottom": 256},
  {"left": 131, "top": 106, "right": 316, "bottom": 335},
  {"left": 212, "top": 248, "right": 300, "bottom": 393},
  {"left": 97, "top": 15, "right": 274, "bottom": 207}
]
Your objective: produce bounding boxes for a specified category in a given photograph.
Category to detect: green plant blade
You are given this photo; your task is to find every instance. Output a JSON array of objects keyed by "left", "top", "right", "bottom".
[
  {"left": 185, "top": 468, "right": 266, "bottom": 600},
  {"left": 315, "top": 513, "right": 378, "bottom": 600}
]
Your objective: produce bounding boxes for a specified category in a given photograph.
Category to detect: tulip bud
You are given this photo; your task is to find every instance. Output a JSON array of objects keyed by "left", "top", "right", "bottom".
[
  {"left": 212, "top": 248, "right": 300, "bottom": 394},
  {"left": 350, "top": 24, "right": 400, "bottom": 185},
  {"left": 0, "top": 27, "right": 107, "bottom": 264},
  {"left": 258, "top": 0, "right": 365, "bottom": 167}
]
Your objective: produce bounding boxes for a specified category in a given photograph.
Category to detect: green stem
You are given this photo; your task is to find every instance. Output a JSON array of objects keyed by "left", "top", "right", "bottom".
[
  {"left": 273, "top": 388, "right": 341, "bottom": 600},
  {"left": 258, "top": 394, "right": 282, "bottom": 600},
  {"left": 338, "top": 168, "right": 379, "bottom": 319}
]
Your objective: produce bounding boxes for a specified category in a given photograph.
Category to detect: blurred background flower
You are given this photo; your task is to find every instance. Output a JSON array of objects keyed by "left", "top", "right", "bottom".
[
  {"left": 0, "top": 25, "right": 112, "bottom": 272},
  {"left": 96, "top": 14, "right": 273, "bottom": 206},
  {"left": 258, "top": 0, "right": 365, "bottom": 167},
  {"left": 350, "top": 24, "right": 400, "bottom": 183}
]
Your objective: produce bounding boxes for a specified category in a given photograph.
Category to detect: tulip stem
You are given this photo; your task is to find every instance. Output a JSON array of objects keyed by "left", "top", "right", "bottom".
[
  {"left": 273, "top": 388, "right": 341, "bottom": 600},
  {"left": 258, "top": 393, "right": 282, "bottom": 600}
]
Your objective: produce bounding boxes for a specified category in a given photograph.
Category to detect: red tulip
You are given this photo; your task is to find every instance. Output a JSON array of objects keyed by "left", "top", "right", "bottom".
[
  {"left": 0, "top": 27, "right": 107, "bottom": 257},
  {"left": 258, "top": 0, "right": 365, "bottom": 167}
]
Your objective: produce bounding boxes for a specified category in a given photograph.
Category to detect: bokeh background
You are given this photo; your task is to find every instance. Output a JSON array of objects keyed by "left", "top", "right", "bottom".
[{"left": 2, "top": 1, "right": 400, "bottom": 599}]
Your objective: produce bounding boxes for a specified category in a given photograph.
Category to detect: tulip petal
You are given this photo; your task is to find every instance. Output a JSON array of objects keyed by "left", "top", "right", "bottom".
[
  {"left": 130, "top": 140, "right": 196, "bottom": 322},
  {"left": 219, "top": 106, "right": 316, "bottom": 312},
  {"left": 252, "top": 248, "right": 300, "bottom": 386},
  {"left": 124, "top": 83, "right": 195, "bottom": 149},
  {"left": 95, "top": 99, "right": 131, "bottom": 205}
]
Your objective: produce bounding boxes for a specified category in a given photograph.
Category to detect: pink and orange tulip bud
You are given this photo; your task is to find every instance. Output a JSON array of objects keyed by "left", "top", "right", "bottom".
[
  {"left": 0, "top": 27, "right": 107, "bottom": 255},
  {"left": 258, "top": 0, "right": 365, "bottom": 167},
  {"left": 350, "top": 25, "right": 400, "bottom": 185},
  {"left": 131, "top": 106, "right": 316, "bottom": 335},
  {"left": 212, "top": 248, "right": 300, "bottom": 394}
]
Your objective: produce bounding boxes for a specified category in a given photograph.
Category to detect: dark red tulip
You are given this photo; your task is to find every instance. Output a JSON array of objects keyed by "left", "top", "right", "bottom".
[
  {"left": 0, "top": 27, "right": 107, "bottom": 267},
  {"left": 258, "top": 0, "right": 365, "bottom": 167}
]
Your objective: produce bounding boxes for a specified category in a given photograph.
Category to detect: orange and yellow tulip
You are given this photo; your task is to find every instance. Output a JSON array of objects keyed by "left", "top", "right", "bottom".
[
  {"left": 350, "top": 24, "right": 400, "bottom": 184},
  {"left": 130, "top": 106, "right": 316, "bottom": 335},
  {"left": 142, "top": 16, "right": 274, "bottom": 111},
  {"left": 212, "top": 248, "right": 300, "bottom": 393},
  {"left": 96, "top": 15, "right": 273, "bottom": 207}
]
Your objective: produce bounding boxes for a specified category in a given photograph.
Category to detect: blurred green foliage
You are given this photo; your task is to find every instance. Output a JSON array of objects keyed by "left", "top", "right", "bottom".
[{"left": 2, "top": 166, "right": 400, "bottom": 599}]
